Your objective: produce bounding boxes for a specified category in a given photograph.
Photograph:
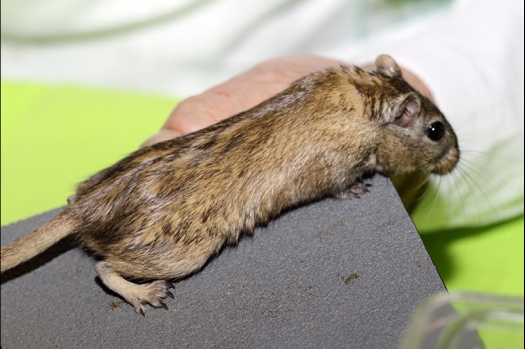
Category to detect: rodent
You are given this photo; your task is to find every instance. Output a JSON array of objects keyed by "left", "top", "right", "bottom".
[{"left": 1, "top": 55, "right": 459, "bottom": 315}]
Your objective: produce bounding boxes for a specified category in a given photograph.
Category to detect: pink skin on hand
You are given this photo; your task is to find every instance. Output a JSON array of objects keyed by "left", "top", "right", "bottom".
[{"left": 141, "top": 54, "right": 344, "bottom": 147}]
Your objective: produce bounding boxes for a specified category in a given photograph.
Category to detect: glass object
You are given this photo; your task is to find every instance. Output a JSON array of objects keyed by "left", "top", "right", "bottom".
[{"left": 398, "top": 292, "right": 524, "bottom": 349}]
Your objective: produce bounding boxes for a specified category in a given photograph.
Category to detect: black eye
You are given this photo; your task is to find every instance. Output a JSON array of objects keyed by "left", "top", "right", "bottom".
[{"left": 426, "top": 122, "right": 445, "bottom": 141}]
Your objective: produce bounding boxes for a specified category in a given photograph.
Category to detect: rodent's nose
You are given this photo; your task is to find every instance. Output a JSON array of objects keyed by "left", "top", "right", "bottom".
[{"left": 432, "top": 147, "right": 460, "bottom": 175}]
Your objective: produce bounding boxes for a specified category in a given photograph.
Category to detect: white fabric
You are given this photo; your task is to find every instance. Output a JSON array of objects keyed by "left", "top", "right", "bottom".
[
  {"left": 1, "top": 0, "right": 450, "bottom": 96},
  {"left": 1, "top": 0, "right": 523, "bottom": 231}
]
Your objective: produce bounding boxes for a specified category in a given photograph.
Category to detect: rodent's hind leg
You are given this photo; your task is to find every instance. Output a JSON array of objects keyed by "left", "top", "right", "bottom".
[
  {"left": 95, "top": 261, "right": 174, "bottom": 316},
  {"left": 334, "top": 180, "right": 372, "bottom": 199}
]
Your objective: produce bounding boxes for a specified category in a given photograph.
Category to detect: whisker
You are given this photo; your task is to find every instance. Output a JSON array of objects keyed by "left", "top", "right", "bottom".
[
  {"left": 456, "top": 162, "right": 500, "bottom": 224},
  {"left": 460, "top": 149, "right": 522, "bottom": 163},
  {"left": 459, "top": 157, "right": 517, "bottom": 199},
  {"left": 455, "top": 165, "right": 481, "bottom": 227},
  {"left": 421, "top": 176, "right": 442, "bottom": 224}
]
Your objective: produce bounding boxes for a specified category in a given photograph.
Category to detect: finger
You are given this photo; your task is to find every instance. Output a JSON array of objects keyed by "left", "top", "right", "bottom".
[
  {"left": 163, "top": 94, "right": 236, "bottom": 136},
  {"left": 162, "top": 56, "right": 343, "bottom": 134},
  {"left": 140, "top": 129, "right": 183, "bottom": 148}
]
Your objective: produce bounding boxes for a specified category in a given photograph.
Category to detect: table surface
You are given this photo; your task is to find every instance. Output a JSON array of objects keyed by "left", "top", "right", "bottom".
[{"left": 1, "top": 175, "right": 447, "bottom": 349}]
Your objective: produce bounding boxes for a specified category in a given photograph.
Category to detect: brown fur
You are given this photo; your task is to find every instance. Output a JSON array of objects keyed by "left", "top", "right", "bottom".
[{"left": 1, "top": 55, "right": 459, "bottom": 315}]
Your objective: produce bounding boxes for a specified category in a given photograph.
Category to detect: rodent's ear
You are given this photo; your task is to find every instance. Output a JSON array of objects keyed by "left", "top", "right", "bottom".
[
  {"left": 384, "top": 92, "right": 421, "bottom": 127},
  {"left": 375, "top": 55, "right": 402, "bottom": 78}
]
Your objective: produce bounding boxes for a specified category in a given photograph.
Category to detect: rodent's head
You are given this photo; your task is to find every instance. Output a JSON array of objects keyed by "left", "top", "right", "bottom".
[{"left": 356, "top": 55, "right": 459, "bottom": 175}]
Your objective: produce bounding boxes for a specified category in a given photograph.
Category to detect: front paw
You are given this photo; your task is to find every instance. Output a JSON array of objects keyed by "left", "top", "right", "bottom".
[{"left": 334, "top": 181, "right": 372, "bottom": 199}]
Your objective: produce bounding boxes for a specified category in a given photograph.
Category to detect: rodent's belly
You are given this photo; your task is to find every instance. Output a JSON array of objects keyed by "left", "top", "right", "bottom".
[{"left": 82, "top": 224, "right": 228, "bottom": 280}]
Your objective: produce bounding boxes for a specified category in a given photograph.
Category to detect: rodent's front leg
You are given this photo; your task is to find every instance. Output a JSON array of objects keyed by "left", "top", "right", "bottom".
[{"left": 333, "top": 181, "right": 372, "bottom": 199}]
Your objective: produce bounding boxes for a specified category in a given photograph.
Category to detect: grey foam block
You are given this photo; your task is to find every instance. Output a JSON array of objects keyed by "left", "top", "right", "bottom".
[{"left": 1, "top": 175, "right": 446, "bottom": 348}]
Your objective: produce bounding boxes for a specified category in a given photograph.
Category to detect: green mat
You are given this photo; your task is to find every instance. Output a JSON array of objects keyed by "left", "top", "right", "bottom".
[{"left": 2, "top": 81, "right": 523, "bottom": 299}]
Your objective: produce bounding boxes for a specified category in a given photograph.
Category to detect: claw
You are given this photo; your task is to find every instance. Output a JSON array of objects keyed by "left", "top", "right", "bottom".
[
  {"left": 159, "top": 300, "right": 168, "bottom": 310},
  {"left": 120, "top": 280, "right": 175, "bottom": 315}
]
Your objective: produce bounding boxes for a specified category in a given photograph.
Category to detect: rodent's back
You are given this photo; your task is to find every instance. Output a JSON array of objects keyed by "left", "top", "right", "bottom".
[
  {"left": 73, "top": 59, "right": 459, "bottom": 276},
  {"left": 77, "top": 69, "right": 372, "bottom": 250},
  {"left": 74, "top": 68, "right": 378, "bottom": 262}
]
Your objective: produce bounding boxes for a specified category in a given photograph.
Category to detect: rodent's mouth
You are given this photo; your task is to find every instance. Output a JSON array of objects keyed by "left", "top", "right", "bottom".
[{"left": 432, "top": 147, "right": 460, "bottom": 175}]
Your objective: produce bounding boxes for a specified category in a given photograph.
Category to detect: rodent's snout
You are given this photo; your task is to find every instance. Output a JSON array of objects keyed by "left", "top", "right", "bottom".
[{"left": 432, "top": 146, "right": 460, "bottom": 175}]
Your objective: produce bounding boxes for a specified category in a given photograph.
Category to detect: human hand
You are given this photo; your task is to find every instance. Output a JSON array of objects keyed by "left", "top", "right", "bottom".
[{"left": 141, "top": 54, "right": 344, "bottom": 147}]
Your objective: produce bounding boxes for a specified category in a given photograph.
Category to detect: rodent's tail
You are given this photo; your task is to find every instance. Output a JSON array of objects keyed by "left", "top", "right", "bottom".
[{"left": 1, "top": 209, "right": 80, "bottom": 273}]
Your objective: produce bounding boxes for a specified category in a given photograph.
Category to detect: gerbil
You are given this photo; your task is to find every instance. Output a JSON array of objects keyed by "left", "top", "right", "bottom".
[{"left": 1, "top": 55, "right": 459, "bottom": 315}]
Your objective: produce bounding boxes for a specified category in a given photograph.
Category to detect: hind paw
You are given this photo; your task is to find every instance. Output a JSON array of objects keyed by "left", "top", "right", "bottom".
[
  {"left": 128, "top": 280, "right": 175, "bottom": 316},
  {"left": 95, "top": 261, "right": 175, "bottom": 316}
]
